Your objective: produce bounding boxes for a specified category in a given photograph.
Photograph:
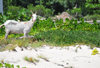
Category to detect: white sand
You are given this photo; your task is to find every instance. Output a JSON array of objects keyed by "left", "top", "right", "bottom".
[{"left": 0, "top": 45, "right": 100, "bottom": 68}]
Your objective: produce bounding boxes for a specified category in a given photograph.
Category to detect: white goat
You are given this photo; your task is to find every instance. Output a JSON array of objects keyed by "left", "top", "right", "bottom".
[{"left": 0, "top": 13, "right": 37, "bottom": 39}]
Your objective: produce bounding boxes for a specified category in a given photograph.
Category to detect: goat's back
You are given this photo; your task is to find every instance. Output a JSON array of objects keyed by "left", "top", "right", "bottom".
[{"left": 4, "top": 20, "right": 19, "bottom": 26}]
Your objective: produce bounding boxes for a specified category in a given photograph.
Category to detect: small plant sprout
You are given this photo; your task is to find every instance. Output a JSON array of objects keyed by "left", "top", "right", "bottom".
[
  {"left": 38, "top": 55, "right": 49, "bottom": 62},
  {"left": 0, "top": 63, "right": 26, "bottom": 68},
  {"left": 91, "top": 48, "right": 99, "bottom": 55},
  {"left": 24, "top": 56, "right": 39, "bottom": 65},
  {"left": 16, "top": 65, "right": 20, "bottom": 68}
]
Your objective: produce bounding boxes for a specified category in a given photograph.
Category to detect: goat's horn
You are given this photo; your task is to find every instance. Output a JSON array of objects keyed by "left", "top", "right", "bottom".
[
  {"left": 35, "top": 12, "right": 37, "bottom": 14},
  {"left": 31, "top": 10, "right": 33, "bottom": 14}
]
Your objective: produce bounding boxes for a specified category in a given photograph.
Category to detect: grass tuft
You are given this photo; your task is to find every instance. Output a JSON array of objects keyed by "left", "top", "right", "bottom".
[
  {"left": 34, "top": 30, "right": 100, "bottom": 47},
  {"left": 24, "top": 56, "right": 39, "bottom": 64}
]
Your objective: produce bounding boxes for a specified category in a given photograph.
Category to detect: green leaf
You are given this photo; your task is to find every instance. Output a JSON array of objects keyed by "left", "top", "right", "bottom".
[{"left": 91, "top": 48, "right": 99, "bottom": 55}]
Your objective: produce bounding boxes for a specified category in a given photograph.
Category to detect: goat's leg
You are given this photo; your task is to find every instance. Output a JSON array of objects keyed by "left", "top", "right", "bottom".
[
  {"left": 5, "top": 30, "right": 10, "bottom": 39},
  {"left": 19, "top": 32, "right": 28, "bottom": 39},
  {"left": 23, "top": 30, "right": 28, "bottom": 38},
  {"left": 19, "top": 36, "right": 24, "bottom": 39},
  {"left": 28, "top": 35, "right": 34, "bottom": 38}
]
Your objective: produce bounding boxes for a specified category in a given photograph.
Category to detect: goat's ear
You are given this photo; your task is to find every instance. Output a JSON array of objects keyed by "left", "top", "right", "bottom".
[
  {"left": 35, "top": 12, "right": 37, "bottom": 14},
  {"left": 31, "top": 10, "right": 34, "bottom": 14}
]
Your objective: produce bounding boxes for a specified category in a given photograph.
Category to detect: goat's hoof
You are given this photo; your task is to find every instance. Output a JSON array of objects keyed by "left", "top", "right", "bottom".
[
  {"left": 28, "top": 36, "right": 34, "bottom": 38},
  {"left": 19, "top": 36, "right": 24, "bottom": 39}
]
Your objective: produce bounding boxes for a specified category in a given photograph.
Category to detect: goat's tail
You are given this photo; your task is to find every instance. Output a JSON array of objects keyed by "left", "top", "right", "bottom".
[{"left": 0, "top": 24, "right": 4, "bottom": 28}]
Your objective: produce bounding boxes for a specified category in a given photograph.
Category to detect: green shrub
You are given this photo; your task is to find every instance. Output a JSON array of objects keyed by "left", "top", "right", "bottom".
[
  {"left": 6, "top": 6, "right": 21, "bottom": 20},
  {"left": 67, "top": 8, "right": 82, "bottom": 18},
  {"left": 84, "top": 14, "right": 100, "bottom": 20},
  {"left": 31, "top": 18, "right": 55, "bottom": 33},
  {"left": 27, "top": 4, "right": 53, "bottom": 18},
  {"left": 0, "top": 63, "right": 26, "bottom": 68},
  {"left": 27, "top": 4, "right": 34, "bottom": 11},
  {"left": 5, "top": 6, "right": 31, "bottom": 21},
  {"left": 17, "top": 8, "right": 31, "bottom": 21},
  {"left": 0, "top": 15, "right": 7, "bottom": 34}
]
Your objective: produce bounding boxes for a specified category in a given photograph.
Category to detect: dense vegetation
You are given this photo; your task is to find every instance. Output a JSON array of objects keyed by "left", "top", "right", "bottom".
[
  {"left": 0, "top": 14, "right": 100, "bottom": 47},
  {"left": 0, "top": 0, "right": 100, "bottom": 49},
  {"left": 2, "top": 0, "right": 100, "bottom": 19}
]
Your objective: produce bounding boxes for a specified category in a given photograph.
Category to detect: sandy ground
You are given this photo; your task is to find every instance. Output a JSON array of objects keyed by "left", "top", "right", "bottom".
[{"left": 0, "top": 45, "right": 100, "bottom": 68}]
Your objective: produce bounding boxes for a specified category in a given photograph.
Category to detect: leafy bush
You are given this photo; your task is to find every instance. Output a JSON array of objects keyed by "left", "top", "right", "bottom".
[
  {"left": 67, "top": 8, "right": 82, "bottom": 18},
  {"left": 0, "top": 15, "right": 7, "bottom": 34},
  {"left": 0, "top": 63, "right": 26, "bottom": 68},
  {"left": 5, "top": 6, "right": 31, "bottom": 21},
  {"left": 28, "top": 5, "right": 53, "bottom": 18},
  {"left": 32, "top": 18, "right": 55, "bottom": 32},
  {"left": 85, "top": 3, "right": 100, "bottom": 14},
  {"left": 84, "top": 14, "right": 100, "bottom": 20},
  {"left": 6, "top": 6, "right": 21, "bottom": 20}
]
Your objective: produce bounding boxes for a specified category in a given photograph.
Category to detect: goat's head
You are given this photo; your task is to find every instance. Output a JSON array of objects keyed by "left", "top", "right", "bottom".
[{"left": 32, "top": 13, "right": 37, "bottom": 21}]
